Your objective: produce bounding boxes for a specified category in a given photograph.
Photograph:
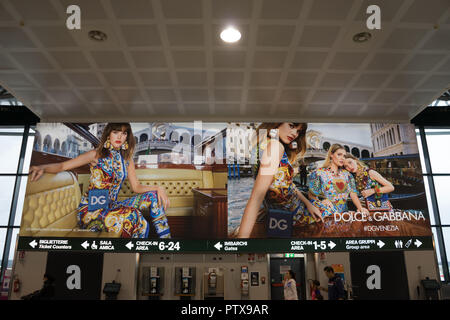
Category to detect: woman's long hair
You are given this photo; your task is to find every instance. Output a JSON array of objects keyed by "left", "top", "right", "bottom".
[
  {"left": 344, "top": 153, "right": 368, "bottom": 174},
  {"left": 254, "top": 122, "right": 308, "bottom": 163},
  {"left": 96, "top": 123, "right": 135, "bottom": 161},
  {"left": 321, "top": 143, "right": 345, "bottom": 168}
]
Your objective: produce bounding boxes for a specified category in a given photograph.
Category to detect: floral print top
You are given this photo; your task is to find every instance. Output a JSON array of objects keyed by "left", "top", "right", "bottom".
[{"left": 308, "top": 167, "right": 357, "bottom": 213}]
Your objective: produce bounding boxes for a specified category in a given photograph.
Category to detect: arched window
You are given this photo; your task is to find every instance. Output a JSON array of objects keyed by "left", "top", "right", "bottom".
[
  {"left": 351, "top": 147, "right": 360, "bottom": 158},
  {"left": 43, "top": 135, "right": 52, "bottom": 153},
  {"left": 344, "top": 145, "right": 350, "bottom": 152},
  {"left": 361, "top": 149, "right": 370, "bottom": 158},
  {"left": 323, "top": 142, "right": 330, "bottom": 151},
  {"left": 140, "top": 133, "right": 148, "bottom": 143},
  {"left": 34, "top": 131, "right": 42, "bottom": 151},
  {"left": 53, "top": 139, "right": 60, "bottom": 155}
]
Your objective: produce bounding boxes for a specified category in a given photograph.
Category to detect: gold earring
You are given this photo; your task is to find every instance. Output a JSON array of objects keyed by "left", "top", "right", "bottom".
[
  {"left": 122, "top": 141, "right": 128, "bottom": 150},
  {"left": 104, "top": 138, "right": 111, "bottom": 149}
]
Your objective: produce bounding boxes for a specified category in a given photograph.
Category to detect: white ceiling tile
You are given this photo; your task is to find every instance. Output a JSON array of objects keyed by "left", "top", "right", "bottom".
[
  {"left": 177, "top": 72, "right": 207, "bottom": 86},
  {"left": 285, "top": 72, "right": 317, "bottom": 87},
  {"left": 32, "top": 26, "right": 78, "bottom": 48},
  {"left": 250, "top": 72, "right": 282, "bottom": 86},
  {"left": 275, "top": 104, "right": 302, "bottom": 115},
  {"left": 318, "top": 73, "right": 356, "bottom": 88},
  {"left": 130, "top": 51, "right": 167, "bottom": 68},
  {"left": 403, "top": 91, "right": 436, "bottom": 105},
  {"left": 102, "top": 71, "right": 136, "bottom": 87},
  {"left": 121, "top": 25, "right": 162, "bottom": 47},
  {"left": 172, "top": 50, "right": 205, "bottom": 68},
  {"left": 311, "top": 90, "right": 343, "bottom": 103},
  {"left": 247, "top": 89, "right": 276, "bottom": 102},
  {"left": 354, "top": 73, "right": 390, "bottom": 88},
  {"left": 421, "top": 29, "right": 450, "bottom": 51},
  {"left": 372, "top": 91, "right": 407, "bottom": 103},
  {"left": 366, "top": 53, "right": 408, "bottom": 70},
  {"left": 260, "top": 0, "right": 303, "bottom": 19},
  {"left": 13, "top": 89, "right": 50, "bottom": 104},
  {"left": 328, "top": 52, "right": 367, "bottom": 70},
  {"left": 147, "top": 89, "right": 177, "bottom": 102},
  {"left": 90, "top": 51, "right": 129, "bottom": 69},
  {"left": 152, "top": 104, "right": 179, "bottom": 114},
  {"left": 13, "top": 52, "right": 53, "bottom": 70},
  {"left": 363, "top": 105, "right": 391, "bottom": 116},
  {"left": 0, "top": 54, "right": 15, "bottom": 71},
  {"left": 386, "top": 74, "right": 425, "bottom": 89},
  {"left": 50, "top": 51, "right": 91, "bottom": 69},
  {"left": 291, "top": 51, "right": 328, "bottom": 69},
  {"left": 213, "top": 51, "right": 246, "bottom": 68},
  {"left": 308, "top": 0, "right": 354, "bottom": 20},
  {"left": 114, "top": 89, "right": 144, "bottom": 102},
  {"left": 214, "top": 72, "right": 244, "bottom": 86},
  {"left": 31, "top": 73, "right": 69, "bottom": 87},
  {"left": 303, "top": 104, "right": 333, "bottom": 116},
  {"left": 180, "top": 89, "right": 209, "bottom": 101},
  {"left": 334, "top": 104, "right": 363, "bottom": 115},
  {"left": 78, "top": 89, "right": 112, "bottom": 102},
  {"left": 298, "top": 26, "right": 340, "bottom": 48},
  {"left": 0, "top": 27, "right": 35, "bottom": 48},
  {"left": 382, "top": 28, "right": 429, "bottom": 50},
  {"left": 167, "top": 24, "right": 204, "bottom": 46},
  {"left": 212, "top": 0, "right": 254, "bottom": 19},
  {"left": 184, "top": 104, "right": 210, "bottom": 115},
  {"left": 140, "top": 72, "right": 173, "bottom": 86},
  {"left": 47, "top": 89, "right": 82, "bottom": 104},
  {"left": 279, "top": 89, "right": 308, "bottom": 102},
  {"left": 0, "top": 3, "right": 14, "bottom": 21},
  {"left": 246, "top": 103, "right": 272, "bottom": 115},
  {"left": 161, "top": 0, "right": 202, "bottom": 18},
  {"left": 253, "top": 51, "right": 287, "bottom": 68},
  {"left": 110, "top": 0, "right": 154, "bottom": 19},
  {"left": 418, "top": 75, "right": 450, "bottom": 90},
  {"left": 342, "top": 90, "right": 376, "bottom": 103},
  {"left": 215, "top": 104, "right": 241, "bottom": 115},
  {"left": 402, "top": 53, "right": 446, "bottom": 71},
  {"left": 400, "top": 0, "right": 449, "bottom": 23},
  {"left": 11, "top": 0, "right": 60, "bottom": 20},
  {"left": 0, "top": 73, "right": 32, "bottom": 87},
  {"left": 257, "top": 25, "right": 296, "bottom": 47},
  {"left": 214, "top": 89, "right": 242, "bottom": 101},
  {"left": 65, "top": 72, "right": 102, "bottom": 87}
]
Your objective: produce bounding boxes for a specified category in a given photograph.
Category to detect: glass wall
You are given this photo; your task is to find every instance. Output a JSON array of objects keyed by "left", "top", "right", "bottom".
[
  {"left": 0, "top": 125, "right": 34, "bottom": 288},
  {"left": 417, "top": 127, "right": 450, "bottom": 282}
]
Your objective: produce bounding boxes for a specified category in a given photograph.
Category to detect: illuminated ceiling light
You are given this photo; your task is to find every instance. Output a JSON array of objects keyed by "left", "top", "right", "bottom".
[
  {"left": 220, "top": 26, "right": 241, "bottom": 43},
  {"left": 88, "top": 30, "right": 108, "bottom": 42},
  {"left": 353, "top": 32, "right": 371, "bottom": 43}
]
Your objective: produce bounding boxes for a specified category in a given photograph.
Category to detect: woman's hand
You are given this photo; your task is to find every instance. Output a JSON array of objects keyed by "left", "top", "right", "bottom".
[
  {"left": 307, "top": 204, "right": 323, "bottom": 223},
  {"left": 361, "top": 188, "right": 375, "bottom": 198},
  {"left": 357, "top": 207, "right": 369, "bottom": 214},
  {"left": 157, "top": 186, "right": 170, "bottom": 211},
  {"left": 29, "top": 165, "right": 45, "bottom": 182}
]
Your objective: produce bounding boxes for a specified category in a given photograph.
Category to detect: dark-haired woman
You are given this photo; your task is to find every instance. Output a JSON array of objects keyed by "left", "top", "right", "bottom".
[
  {"left": 237, "top": 122, "right": 323, "bottom": 238},
  {"left": 29, "top": 123, "right": 171, "bottom": 239},
  {"left": 283, "top": 270, "right": 298, "bottom": 300}
]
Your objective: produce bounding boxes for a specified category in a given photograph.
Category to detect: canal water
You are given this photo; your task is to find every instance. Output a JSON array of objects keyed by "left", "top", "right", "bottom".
[{"left": 227, "top": 177, "right": 255, "bottom": 235}]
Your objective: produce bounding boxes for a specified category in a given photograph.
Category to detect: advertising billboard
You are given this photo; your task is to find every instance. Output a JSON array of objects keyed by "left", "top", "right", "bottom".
[
  {"left": 17, "top": 121, "right": 433, "bottom": 253},
  {"left": 227, "top": 122, "right": 432, "bottom": 241}
]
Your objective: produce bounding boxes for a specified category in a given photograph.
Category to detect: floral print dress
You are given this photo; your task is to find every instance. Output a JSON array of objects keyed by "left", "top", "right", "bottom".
[
  {"left": 308, "top": 167, "right": 357, "bottom": 216},
  {"left": 258, "top": 140, "right": 315, "bottom": 225},
  {"left": 77, "top": 149, "right": 171, "bottom": 238}
]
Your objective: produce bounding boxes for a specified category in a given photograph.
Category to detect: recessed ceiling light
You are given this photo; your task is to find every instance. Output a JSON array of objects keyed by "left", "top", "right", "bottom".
[
  {"left": 220, "top": 27, "right": 241, "bottom": 43},
  {"left": 353, "top": 32, "right": 371, "bottom": 43},
  {"left": 88, "top": 30, "right": 108, "bottom": 42}
]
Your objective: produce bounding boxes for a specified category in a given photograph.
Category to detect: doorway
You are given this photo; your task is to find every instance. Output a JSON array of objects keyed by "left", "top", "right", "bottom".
[{"left": 269, "top": 255, "right": 306, "bottom": 300}]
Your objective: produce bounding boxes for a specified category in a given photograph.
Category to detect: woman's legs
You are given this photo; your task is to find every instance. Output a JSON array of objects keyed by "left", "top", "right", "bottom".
[{"left": 117, "top": 191, "right": 171, "bottom": 238}]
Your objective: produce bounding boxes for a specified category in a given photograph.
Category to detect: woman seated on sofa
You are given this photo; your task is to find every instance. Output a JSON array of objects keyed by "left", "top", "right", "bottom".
[{"left": 29, "top": 123, "right": 171, "bottom": 239}]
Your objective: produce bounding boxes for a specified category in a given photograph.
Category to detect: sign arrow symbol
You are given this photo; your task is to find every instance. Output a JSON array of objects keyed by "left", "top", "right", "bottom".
[
  {"left": 214, "top": 242, "right": 223, "bottom": 251},
  {"left": 126, "top": 241, "right": 134, "bottom": 250},
  {"left": 414, "top": 239, "right": 422, "bottom": 248},
  {"left": 81, "top": 241, "right": 90, "bottom": 250},
  {"left": 377, "top": 240, "right": 385, "bottom": 248},
  {"left": 29, "top": 240, "right": 37, "bottom": 248},
  {"left": 328, "top": 241, "right": 336, "bottom": 250}
]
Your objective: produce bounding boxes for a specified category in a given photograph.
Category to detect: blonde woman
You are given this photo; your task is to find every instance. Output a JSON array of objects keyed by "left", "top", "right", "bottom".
[
  {"left": 29, "top": 123, "right": 171, "bottom": 238},
  {"left": 344, "top": 153, "right": 394, "bottom": 209},
  {"left": 308, "top": 144, "right": 368, "bottom": 216},
  {"left": 237, "top": 122, "right": 323, "bottom": 238}
]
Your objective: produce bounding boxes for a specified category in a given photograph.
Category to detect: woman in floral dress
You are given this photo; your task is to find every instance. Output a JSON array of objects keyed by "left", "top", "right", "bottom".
[
  {"left": 29, "top": 123, "right": 171, "bottom": 238},
  {"left": 237, "top": 122, "right": 323, "bottom": 238},
  {"left": 308, "top": 144, "right": 368, "bottom": 217}
]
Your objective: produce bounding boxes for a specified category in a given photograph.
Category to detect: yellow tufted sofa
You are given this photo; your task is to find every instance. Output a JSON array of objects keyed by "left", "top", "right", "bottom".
[{"left": 20, "top": 168, "right": 226, "bottom": 238}]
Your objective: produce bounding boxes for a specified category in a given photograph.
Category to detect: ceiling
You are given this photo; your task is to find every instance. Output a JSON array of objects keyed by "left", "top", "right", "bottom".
[{"left": 0, "top": 0, "right": 449, "bottom": 123}]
